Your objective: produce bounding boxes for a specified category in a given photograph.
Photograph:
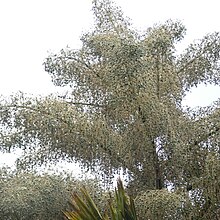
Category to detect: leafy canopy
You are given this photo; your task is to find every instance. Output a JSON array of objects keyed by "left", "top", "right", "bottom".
[{"left": 0, "top": 167, "right": 105, "bottom": 220}]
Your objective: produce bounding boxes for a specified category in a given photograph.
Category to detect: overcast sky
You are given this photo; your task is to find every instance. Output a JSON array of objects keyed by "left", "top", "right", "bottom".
[
  {"left": 0, "top": 0, "right": 220, "bottom": 101},
  {"left": 0, "top": 0, "right": 220, "bottom": 166}
]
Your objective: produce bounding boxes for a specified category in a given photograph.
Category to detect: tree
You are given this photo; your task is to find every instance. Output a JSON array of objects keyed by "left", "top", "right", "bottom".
[
  {"left": 0, "top": 167, "right": 105, "bottom": 220},
  {"left": 0, "top": 0, "right": 220, "bottom": 218}
]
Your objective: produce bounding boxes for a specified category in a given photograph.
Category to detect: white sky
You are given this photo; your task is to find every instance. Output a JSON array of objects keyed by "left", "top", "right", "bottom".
[{"left": 0, "top": 0, "right": 220, "bottom": 167}]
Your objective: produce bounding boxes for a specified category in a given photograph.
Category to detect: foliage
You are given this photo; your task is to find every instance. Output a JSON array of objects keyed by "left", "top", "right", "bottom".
[
  {"left": 64, "top": 178, "right": 137, "bottom": 220},
  {"left": 64, "top": 187, "right": 104, "bottom": 220},
  {"left": 184, "top": 153, "right": 220, "bottom": 219},
  {"left": 0, "top": 167, "right": 105, "bottom": 220},
  {"left": 0, "top": 0, "right": 220, "bottom": 218},
  {"left": 135, "top": 189, "right": 184, "bottom": 220}
]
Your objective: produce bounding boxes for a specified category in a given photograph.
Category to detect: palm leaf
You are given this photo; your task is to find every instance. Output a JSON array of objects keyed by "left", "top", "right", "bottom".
[{"left": 64, "top": 178, "right": 138, "bottom": 220}]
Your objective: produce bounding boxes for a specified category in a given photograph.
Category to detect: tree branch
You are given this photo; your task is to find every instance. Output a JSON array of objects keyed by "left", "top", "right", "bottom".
[
  {"left": 64, "top": 56, "right": 100, "bottom": 77},
  {"left": 177, "top": 38, "right": 218, "bottom": 75},
  {"left": 65, "top": 101, "right": 104, "bottom": 108},
  {"left": 189, "top": 125, "right": 220, "bottom": 150},
  {"left": 0, "top": 104, "right": 72, "bottom": 129}
]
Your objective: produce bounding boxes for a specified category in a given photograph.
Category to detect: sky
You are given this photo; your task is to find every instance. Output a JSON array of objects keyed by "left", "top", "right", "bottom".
[{"left": 0, "top": 0, "right": 220, "bottom": 167}]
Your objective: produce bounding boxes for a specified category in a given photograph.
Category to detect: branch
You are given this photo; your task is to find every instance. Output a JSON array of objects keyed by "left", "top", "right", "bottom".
[
  {"left": 0, "top": 103, "right": 129, "bottom": 171},
  {"left": 0, "top": 104, "right": 72, "bottom": 129},
  {"left": 193, "top": 126, "right": 220, "bottom": 146},
  {"left": 64, "top": 56, "right": 100, "bottom": 77},
  {"left": 65, "top": 101, "right": 104, "bottom": 108},
  {"left": 177, "top": 38, "right": 218, "bottom": 75},
  {"left": 189, "top": 125, "right": 220, "bottom": 150},
  {"left": 99, "top": 144, "right": 140, "bottom": 178}
]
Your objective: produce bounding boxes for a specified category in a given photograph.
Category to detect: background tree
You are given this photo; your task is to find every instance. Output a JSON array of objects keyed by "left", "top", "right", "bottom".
[
  {"left": 0, "top": 167, "right": 106, "bottom": 220},
  {"left": 0, "top": 0, "right": 220, "bottom": 218}
]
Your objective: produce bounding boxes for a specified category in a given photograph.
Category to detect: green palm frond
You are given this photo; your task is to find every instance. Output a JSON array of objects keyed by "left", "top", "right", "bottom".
[
  {"left": 64, "top": 186, "right": 104, "bottom": 220},
  {"left": 109, "top": 179, "right": 137, "bottom": 220},
  {"left": 64, "top": 178, "right": 138, "bottom": 220}
]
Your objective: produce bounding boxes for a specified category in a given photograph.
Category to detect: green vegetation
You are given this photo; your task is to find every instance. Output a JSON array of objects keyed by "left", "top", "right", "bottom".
[
  {"left": 0, "top": 167, "right": 105, "bottom": 220},
  {"left": 64, "top": 179, "right": 137, "bottom": 220},
  {"left": 0, "top": 0, "right": 220, "bottom": 219}
]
